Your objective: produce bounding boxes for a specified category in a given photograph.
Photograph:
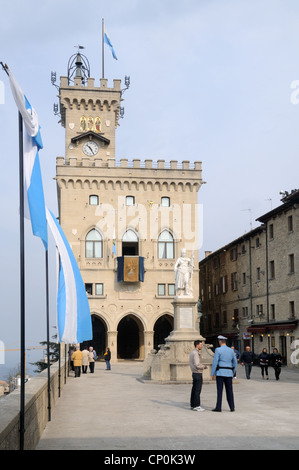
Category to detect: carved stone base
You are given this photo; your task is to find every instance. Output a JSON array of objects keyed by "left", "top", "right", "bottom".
[
  {"left": 142, "top": 338, "right": 214, "bottom": 384},
  {"left": 141, "top": 294, "right": 214, "bottom": 383}
]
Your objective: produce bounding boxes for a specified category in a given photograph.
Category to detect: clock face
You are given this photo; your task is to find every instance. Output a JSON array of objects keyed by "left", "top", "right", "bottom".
[{"left": 83, "top": 141, "right": 99, "bottom": 156}]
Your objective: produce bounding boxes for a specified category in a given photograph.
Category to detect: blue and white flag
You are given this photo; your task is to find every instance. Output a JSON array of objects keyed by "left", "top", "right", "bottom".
[
  {"left": 112, "top": 227, "right": 117, "bottom": 256},
  {"left": 46, "top": 208, "right": 92, "bottom": 344},
  {"left": 104, "top": 26, "right": 118, "bottom": 60},
  {"left": 7, "top": 66, "right": 48, "bottom": 249}
]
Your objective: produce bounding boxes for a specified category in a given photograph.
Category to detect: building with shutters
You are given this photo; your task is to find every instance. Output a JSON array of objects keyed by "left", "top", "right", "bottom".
[{"left": 199, "top": 189, "right": 299, "bottom": 365}]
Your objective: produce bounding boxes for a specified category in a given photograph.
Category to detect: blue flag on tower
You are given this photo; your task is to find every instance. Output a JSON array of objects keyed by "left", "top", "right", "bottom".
[
  {"left": 112, "top": 227, "right": 117, "bottom": 256},
  {"left": 7, "top": 66, "right": 48, "bottom": 250},
  {"left": 104, "top": 26, "right": 118, "bottom": 60},
  {"left": 46, "top": 208, "right": 92, "bottom": 344}
]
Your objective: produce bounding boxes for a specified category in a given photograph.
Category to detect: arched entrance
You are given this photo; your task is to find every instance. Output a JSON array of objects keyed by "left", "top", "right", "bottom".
[
  {"left": 81, "top": 315, "right": 107, "bottom": 358},
  {"left": 153, "top": 314, "right": 174, "bottom": 351},
  {"left": 117, "top": 314, "right": 144, "bottom": 359}
]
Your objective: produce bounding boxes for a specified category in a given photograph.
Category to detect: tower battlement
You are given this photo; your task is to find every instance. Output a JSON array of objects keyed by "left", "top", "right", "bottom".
[
  {"left": 57, "top": 156, "right": 202, "bottom": 171},
  {"left": 56, "top": 157, "right": 203, "bottom": 192}
]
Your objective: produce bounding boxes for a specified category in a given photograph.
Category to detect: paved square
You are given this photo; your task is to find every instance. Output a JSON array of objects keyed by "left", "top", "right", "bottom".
[{"left": 36, "top": 362, "right": 299, "bottom": 450}]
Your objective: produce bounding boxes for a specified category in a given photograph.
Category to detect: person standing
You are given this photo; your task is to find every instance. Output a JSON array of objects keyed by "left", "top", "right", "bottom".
[
  {"left": 104, "top": 347, "right": 111, "bottom": 370},
  {"left": 69, "top": 346, "right": 75, "bottom": 374},
  {"left": 258, "top": 348, "right": 270, "bottom": 379},
  {"left": 82, "top": 346, "right": 89, "bottom": 374},
  {"left": 88, "top": 346, "right": 95, "bottom": 373},
  {"left": 189, "top": 340, "right": 207, "bottom": 411},
  {"left": 270, "top": 348, "right": 283, "bottom": 380},
  {"left": 72, "top": 346, "right": 83, "bottom": 378},
  {"left": 211, "top": 335, "right": 237, "bottom": 412},
  {"left": 231, "top": 346, "right": 240, "bottom": 378},
  {"left": 240, "top": 346, "right": 255, "bottom": 379}
]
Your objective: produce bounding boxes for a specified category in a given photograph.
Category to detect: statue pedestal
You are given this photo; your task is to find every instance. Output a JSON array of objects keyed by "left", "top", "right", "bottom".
[{"left": 142, "top": 296, "right": 214, "bottom": 383}]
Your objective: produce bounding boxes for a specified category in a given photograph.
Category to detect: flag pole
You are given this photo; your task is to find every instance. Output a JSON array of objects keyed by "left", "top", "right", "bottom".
[
  {"left": 0, "top": 61, "right": 25, "bottom": 451},
  {"left": 18, "top": 110, "right": 26, "bottom": 451},
  {"left": 102, "top": 18, "right": 104, "bottom": 79},
  {"left": 45, "top": 250, "right": 51, "bottom": 421}
]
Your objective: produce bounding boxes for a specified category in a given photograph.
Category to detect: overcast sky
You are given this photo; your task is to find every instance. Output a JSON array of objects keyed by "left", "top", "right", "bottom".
[{"left": 0, "top": 0, "right": 298, "bottom": 369}]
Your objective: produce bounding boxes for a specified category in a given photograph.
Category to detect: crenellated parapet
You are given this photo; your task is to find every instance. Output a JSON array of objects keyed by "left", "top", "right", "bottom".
[
  {"left": 59, "top": 76, "right": 122, "bottom": 127},
  {"left": 56, "top": 157, "right": 203, "bottom": 192}
]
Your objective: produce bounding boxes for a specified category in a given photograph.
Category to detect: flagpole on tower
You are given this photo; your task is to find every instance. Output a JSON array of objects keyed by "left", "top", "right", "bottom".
[
  {"left": 102, "top": 18, "right": 105, "bottom": 79},
  {"left": 101, "top": 19, "right": 118, "bottom": 79}
]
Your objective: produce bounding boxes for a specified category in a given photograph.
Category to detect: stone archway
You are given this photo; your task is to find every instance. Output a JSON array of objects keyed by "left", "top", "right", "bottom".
[
  {"left": 117, "top": 314, "right": 144, "bottom": 359},
  {"left": 81, "top": 315, "right": 107, "bottom": 359},
  {"left": 153, "top": 314, "right": 174, "bottom": 351}
]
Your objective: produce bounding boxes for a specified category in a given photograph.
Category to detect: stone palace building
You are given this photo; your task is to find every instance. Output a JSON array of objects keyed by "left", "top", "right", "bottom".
[{"left": 54, "top": 51, "right": 203, "bottom": 361}]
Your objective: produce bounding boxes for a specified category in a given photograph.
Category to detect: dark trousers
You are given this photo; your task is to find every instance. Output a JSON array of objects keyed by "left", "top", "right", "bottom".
[
  {"left": 89, "top": 362, "right": 95, "bottom": 373},
  {"left": 190, "top": 373, "right": 203, "bottom": 408},
  {"left": 215, "top": 376, "right": 235, "bottom": 411},
  {"left": 244, "top": 363, "right": 252, "bottom": 379},
  {"left": 260, "top": 365, "right": 268, "bottom": 377},
  {"left": 273, "top": 366, "right": 281, "bottom": 380},
  {"left": 74, "top": 366, "right": 81, "bottom": 377}
]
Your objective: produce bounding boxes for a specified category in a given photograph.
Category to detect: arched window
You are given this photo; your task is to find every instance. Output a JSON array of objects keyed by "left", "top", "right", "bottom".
[
  {"left": 158, "top": 230, "right": 174, "bottom": 259},
  {"left": 122, "top": 229, "right": 139, "bottom": 256},
  {"left": 85, "top": 229, "right": 103, "bottom": 258}
]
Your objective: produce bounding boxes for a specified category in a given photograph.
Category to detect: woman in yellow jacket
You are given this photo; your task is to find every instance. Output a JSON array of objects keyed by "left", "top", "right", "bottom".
[{"left": 72, "top": 347, "right": 83, "bottom": 377}]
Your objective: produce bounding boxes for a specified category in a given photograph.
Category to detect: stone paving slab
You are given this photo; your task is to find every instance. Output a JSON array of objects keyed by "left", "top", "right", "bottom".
[{"left": 36, "top": 362, "right": 299, "bottom": 451}]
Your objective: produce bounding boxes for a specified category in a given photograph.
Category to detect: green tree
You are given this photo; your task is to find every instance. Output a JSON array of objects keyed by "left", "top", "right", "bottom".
[{"left": 30, "top": 334, "right": 60, "bottom": 374}]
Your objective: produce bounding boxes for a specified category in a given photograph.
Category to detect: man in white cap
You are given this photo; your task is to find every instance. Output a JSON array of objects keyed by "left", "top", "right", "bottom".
[{"left": 211, "top": 335, "right": 237, "bottom": 412}]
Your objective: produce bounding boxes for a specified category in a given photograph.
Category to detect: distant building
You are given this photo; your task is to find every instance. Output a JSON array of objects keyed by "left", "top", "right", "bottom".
[
  {"left": 55, "top": 51, "right": 203, "bottom": 361},
  {"left": 199, "top": 189, "right": 299, "bottom": 365},
  {"left": 0, "top": 380, "right": 9, "bottom": 396}
]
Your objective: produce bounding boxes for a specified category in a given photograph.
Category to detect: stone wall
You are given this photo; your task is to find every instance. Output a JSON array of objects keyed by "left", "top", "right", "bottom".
[{"left": 0, "top": 359, "right": 68, "bottom": 450}]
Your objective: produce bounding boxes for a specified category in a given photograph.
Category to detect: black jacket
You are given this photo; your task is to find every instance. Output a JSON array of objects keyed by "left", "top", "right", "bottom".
[
  {"left": 240, "top": 350, "right": 255, "bottom": 364},
  {"left": 270, "top": 353, "right": 282, "bottom": 368},
  {"left": 258, "top": 352, "right": 270, "bottom": 366}
]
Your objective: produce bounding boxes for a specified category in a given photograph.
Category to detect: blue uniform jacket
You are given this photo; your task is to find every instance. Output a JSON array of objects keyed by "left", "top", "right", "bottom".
[{"left": 211, "top": 345, "right": 237, "bottom": 377}]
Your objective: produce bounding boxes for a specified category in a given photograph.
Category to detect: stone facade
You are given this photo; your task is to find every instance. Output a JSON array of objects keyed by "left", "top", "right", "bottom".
[
  {"left": 56, "top": 59, "right": 203, "bottom": 362},
  {"left": 199, "top": 190, "right": 299, "bottom": 365}
]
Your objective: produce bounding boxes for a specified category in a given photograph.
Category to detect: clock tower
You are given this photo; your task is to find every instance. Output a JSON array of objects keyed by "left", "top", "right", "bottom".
[
  {"left": 55, "top": 50, "right": 203, "bottom": 362},
  {"left": 58, "top": 50, "right": 122, "bottom": 164}
]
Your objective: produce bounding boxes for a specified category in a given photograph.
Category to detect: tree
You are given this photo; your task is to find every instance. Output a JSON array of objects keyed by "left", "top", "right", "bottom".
[{"left": 30, "top": 333, "right": 60, "bottom": 374}]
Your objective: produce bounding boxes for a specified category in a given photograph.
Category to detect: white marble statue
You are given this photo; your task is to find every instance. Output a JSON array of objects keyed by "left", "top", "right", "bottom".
[{"left": 174, "top": 248, "right": 193, "bottom": 296}]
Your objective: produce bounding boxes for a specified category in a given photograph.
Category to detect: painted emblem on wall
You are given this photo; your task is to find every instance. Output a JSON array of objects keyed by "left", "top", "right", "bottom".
[
  {"left": 87, "top": 116, "right": 93, "bottom": 131},
  {"left": 80, "top": 116, "right": 87, "bottom": 132},
  {"left": 80, "top": 116, "right": 101, "bottom": 133},
  {"left": 124, "top": 257, "right": 139, "bottom": 282},
  {"left": 94, "top": 117, "right": 101, "bottom": 132}
]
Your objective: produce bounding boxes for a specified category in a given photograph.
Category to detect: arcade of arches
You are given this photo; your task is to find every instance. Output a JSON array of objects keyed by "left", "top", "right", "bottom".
[{"left": 82, "top": 314, "right": 173, "bottom": 361}]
